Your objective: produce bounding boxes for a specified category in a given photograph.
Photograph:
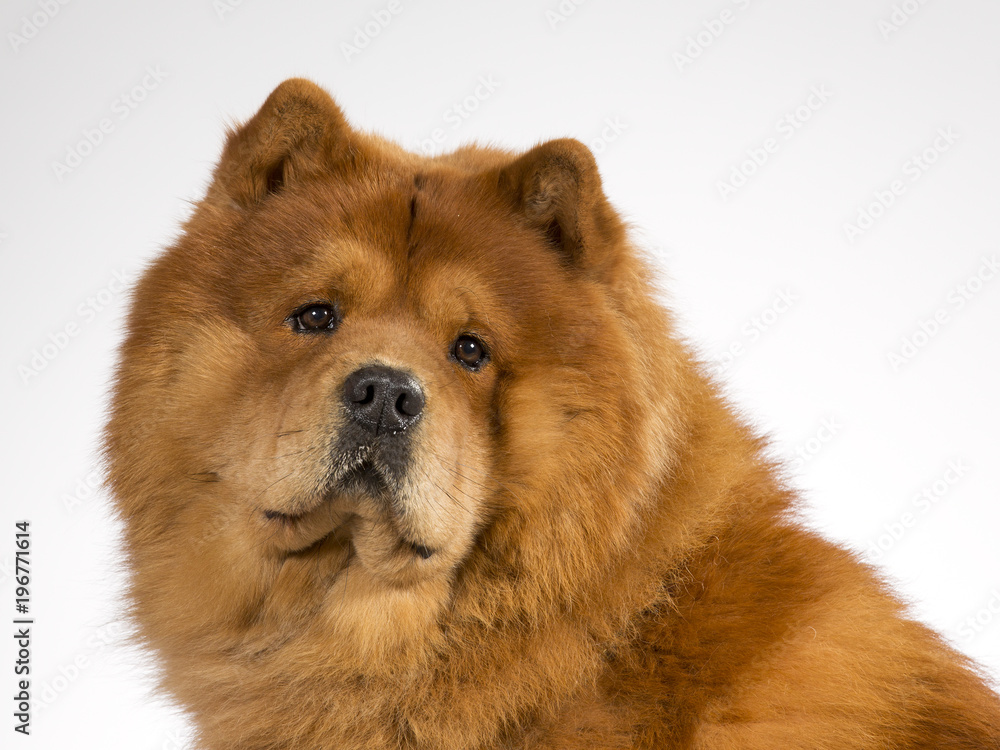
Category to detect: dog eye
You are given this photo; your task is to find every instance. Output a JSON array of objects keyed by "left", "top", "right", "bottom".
[
  {"left": 453, "top": 335, "right": 488, "bottom": 370},
  {"left": 289, "top": 303, "right": 339, "bottom": 333}
]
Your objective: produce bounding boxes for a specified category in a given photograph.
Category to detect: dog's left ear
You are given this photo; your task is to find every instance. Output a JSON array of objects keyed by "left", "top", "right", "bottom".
[
  {"left": 208, "top": 78, "right": 351, "bottom": 208},
  {"left": 495, "top": 138, "right": 625, "bottom": 274}
]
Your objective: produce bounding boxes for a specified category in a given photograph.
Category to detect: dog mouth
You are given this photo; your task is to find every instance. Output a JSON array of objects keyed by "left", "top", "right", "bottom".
[
  {"left": 336, "top": 457, "right": 392, "bottom": 500},
  {"left": 261, "top": 450, "right": 435, "bottom": 559},
  {"left": 263, "top": 508, "right": 434, "bottom": 559}
]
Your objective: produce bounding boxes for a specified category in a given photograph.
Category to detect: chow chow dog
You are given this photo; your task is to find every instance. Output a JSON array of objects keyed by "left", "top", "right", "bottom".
[{"left": 104, "top": 79, "right": 1000, "bottom": 748}]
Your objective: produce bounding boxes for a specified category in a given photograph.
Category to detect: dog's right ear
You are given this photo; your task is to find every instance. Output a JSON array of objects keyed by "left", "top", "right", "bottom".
[{"left": 207, "top": 78, "right": 350, "bottom": 208}]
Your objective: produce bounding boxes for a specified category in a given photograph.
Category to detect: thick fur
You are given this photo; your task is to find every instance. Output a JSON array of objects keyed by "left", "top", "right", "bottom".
[{"left": 104, "top": 79, "right": 1000, "bottom": 749}]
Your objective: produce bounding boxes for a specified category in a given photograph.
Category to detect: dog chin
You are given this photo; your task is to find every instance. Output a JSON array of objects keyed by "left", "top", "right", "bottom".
[{"left": 261, "top": 463, "right": 441, "bottom": 582}]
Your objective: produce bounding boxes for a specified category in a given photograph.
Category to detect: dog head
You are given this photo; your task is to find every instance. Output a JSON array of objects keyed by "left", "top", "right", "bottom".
[{"left": 105, "top": 80, "right": 684, "bottom": 669}]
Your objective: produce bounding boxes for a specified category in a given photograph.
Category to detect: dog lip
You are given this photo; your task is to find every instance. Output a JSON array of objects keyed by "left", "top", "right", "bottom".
[{"left": 335, "top": 458, "right": 393, "bottom": 499}]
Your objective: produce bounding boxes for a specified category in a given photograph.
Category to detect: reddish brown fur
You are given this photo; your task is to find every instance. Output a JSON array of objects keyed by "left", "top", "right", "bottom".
[{"left": 104, "top": 79, "right": 1000, "bottom": 749}]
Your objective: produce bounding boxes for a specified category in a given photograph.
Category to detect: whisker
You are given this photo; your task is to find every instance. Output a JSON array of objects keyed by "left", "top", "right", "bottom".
[{"left": 251, "top": 472, "right": 293, "bottom": 504}]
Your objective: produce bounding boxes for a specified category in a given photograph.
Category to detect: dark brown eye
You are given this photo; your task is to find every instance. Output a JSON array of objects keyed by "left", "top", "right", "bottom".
[
  {"left": 453, "top": 335, "right": 487, "bottom": 370},
  {"left": 290, "top": 303, "right": 338, "bottom": 333}
]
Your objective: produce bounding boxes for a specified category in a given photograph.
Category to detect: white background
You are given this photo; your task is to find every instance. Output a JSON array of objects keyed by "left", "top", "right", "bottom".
[{"left": 2, "top": 0, "right": 999, "bottom": 747}]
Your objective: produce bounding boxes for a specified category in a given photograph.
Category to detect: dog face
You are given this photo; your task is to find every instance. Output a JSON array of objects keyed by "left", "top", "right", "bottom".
[
  {"left": 106, "top": 79, "right": 679, "bottom": 674},
  {"left": 178, "top": 168, "right": 537, "bottom": 590}
]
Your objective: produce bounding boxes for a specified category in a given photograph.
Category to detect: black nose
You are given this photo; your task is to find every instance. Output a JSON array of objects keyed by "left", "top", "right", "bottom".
[{"left": 342, "top": 365, "right": 425, "bottom": 435}]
